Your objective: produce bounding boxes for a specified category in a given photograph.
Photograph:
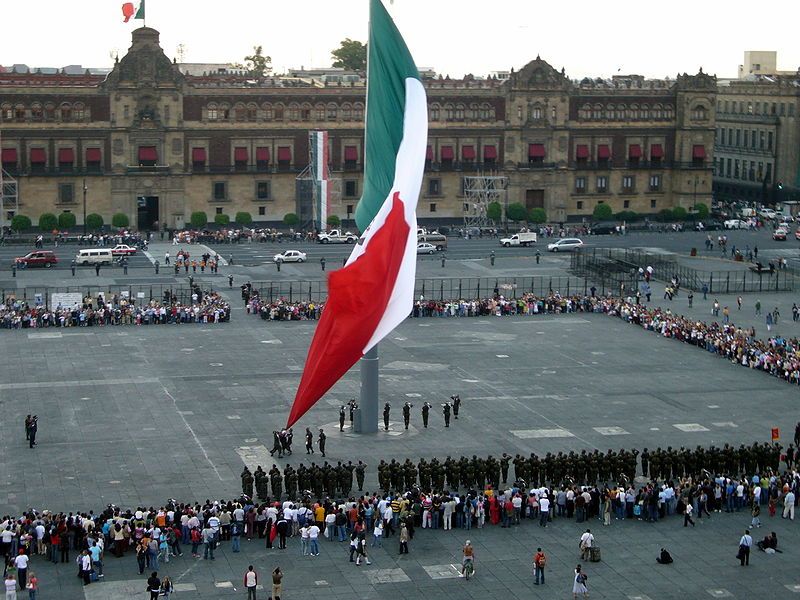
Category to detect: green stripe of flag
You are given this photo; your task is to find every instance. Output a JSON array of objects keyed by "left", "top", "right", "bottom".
[
  {"left": 354, "top": 0, "right": 421, "bottom": 233},
  {"left": 135, "top": 0, "right": 145, "bottom": 20}
]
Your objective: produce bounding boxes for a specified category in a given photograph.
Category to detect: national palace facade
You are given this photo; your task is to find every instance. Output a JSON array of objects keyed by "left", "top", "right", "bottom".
[{"left": 0, "top": 27, "right": 716, "bottom": 231}]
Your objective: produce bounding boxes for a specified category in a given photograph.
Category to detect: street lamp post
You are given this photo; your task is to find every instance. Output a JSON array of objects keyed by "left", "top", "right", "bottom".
[{"left": 82, "top": 179, "right": 87, "bottom": 235}]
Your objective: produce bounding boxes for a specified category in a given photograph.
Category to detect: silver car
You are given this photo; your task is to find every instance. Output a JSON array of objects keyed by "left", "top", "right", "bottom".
[{"left": 546, "top": 238, "right": 584, "bottom": 252}]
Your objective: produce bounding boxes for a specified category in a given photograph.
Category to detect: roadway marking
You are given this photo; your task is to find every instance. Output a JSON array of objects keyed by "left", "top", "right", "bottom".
[
  {"left": 235, "top": 445, "right": 272, "bottom": 472},
  {"left": 712, "top": 422, "right": 738, "bottom": 428},
  {"left": 706, "top": 590, "right": 733, "bottom": 598},
  {"left": 364, "top": 568, "right": 411, "bottom": 584},
  {"left": 594, "top": 426, "right": 630, "bottom": 436},
  {"left": 673, "top": 423, "right": 710, "bottom": 432},
  {"left": 164, "top": 387, "right": 223, "bottom": 481},
  {"left": 511, "top": 428, "right": 574, "bottom": 439},
  {"left": 423, "top": 564, "right": 462, "bottom": 579}
]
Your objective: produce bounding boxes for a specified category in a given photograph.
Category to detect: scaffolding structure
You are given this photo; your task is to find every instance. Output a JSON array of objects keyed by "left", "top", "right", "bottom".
[
  {"left": 0, "top": 171, "right": 19, "bottom": 233},
  {"left": 462, "top": 173, "right": 507, "bottom": 228}
]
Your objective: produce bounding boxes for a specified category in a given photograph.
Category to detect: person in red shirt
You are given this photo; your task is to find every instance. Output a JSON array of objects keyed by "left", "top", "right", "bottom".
[{"left": 533, "top": 548, "right": 546, "bottom": 585}]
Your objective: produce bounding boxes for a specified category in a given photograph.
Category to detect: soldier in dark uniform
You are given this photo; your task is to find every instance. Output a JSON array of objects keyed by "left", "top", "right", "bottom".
[
  {"left": 270, "top": 465, "right": 282, "bottom": 499},
  {"left": 355, "top": 460, "right": 366, "bottom": 491},
  {"left": 500, "top": 453, "right": 511, "bottom": 484},
  {"left": 640, "top": 448, "right": 650, "bottom": 478},
  {"left": 390, "top": 459, "right": 403, "bottom": 491},
  {"left": 305, "top": 428, "right": 314, "bottom": 454},
  {"left": 442, "top": 402, "right": 451, "bottom": 427},
  {"left": 383, "top": 402, "right": 391, "bottom": 431},
  {"left": 325, "top": 463, "right": 337, "bottom": 496},
  {"left": 285, "top": 465, "right": 297, "bottom": 500},
  {"left": 297, "top": 464, "right": 308, "bottom": 493},
  {"left": 254, "top": 466, "right": 268, "bottom": 500},
  {"left": 451, "top": 394, "right": 461, "bottom": 419},
  {"left": 404, "top": 459, "right": 417, "bottom": 490},
  {"left": 421, "top": 402, "right": 431, "bottom": 428},
  {"left": 344, "top": 461, "right": 355, "bottom": 495},
  {"left": 402, "top": 402, "right": 412, "bottom": 429},
  {"left": 241, "top": 466, "right": 254, "bottom": 498},
  {"left": 318, "top": 429, "right": 326, "bottom": 457},
  {"left": 269, "top": 430, "right": 283, "bottom": 458},
  {"left": 348, "top": 399, "right": 357, "bottom": 425},
  {"left": 313, "top": 466, "right": 324, "bottom": 499},
  {"left": 339, "top": 406, "right": 346, "bottom": 432}
]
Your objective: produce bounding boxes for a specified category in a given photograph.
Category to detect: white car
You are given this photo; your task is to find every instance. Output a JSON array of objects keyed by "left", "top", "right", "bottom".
[
  {"left": 273, "top": 250, "right": 307, "bottom": 263},
  {"left": 724, "top": 219, "right": 747, "bottom": 230},
  {"left": 111, "top": 244, "right": 137, "bottom": 256},
  {"left": 546, "top": 238, "right": 584, "bottom": 252},
  {"left": 416, "top": 242, "right": 436, "bottom": 255}
]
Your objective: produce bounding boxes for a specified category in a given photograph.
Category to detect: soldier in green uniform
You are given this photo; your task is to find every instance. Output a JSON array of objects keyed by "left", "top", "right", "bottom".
[
  {"left": 355, "top": 460, "right": 367, "bottom": 491},
  {"left": 254, "top": 466, "right": 268, "bottom": 500},
  {"left": 500, "top": 453, "right": 511, "bottom": 484},
  {"left": 383, "top": 402, "right": 391, "bottom": 431},
  {"left": 270, "top": 465, "right": 282, "bottom": 499},
  {"left": 285, "top": 465, "right": 297, "bottom": 500},
  {"left": 402, "top": 402, "right": 412, "bottom": 430},
  {"left": 421, "top": 402, "right": 431, "bottom": 428}
]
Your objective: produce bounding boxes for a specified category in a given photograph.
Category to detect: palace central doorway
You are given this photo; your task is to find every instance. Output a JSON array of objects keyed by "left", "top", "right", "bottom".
[{"left": 137, "top": 196, "right": 159, "bottom": 231}]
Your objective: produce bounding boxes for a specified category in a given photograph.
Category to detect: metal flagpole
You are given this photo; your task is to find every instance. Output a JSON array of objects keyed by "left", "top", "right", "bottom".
[{"left": 357, "top": 0, "right": 379, "bottom": 434}]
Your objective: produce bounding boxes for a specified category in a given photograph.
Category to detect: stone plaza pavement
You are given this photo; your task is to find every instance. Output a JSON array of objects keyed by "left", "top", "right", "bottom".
[{"left": 0, "top": 295, "right": 799, "bottom": 598}]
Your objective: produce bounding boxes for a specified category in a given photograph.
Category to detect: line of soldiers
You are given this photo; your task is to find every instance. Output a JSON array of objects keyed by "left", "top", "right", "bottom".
[
  {"left": 641, "top": 442, "right": 787, "bottom": 481},
  {"left": 238, "top": 439, "right": 789, "bottom": 502},
  {"left": 241, "top": 460, "right": 368, "bottom": 501}
]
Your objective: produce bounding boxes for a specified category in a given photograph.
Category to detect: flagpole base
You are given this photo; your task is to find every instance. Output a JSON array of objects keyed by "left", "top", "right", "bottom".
[{"left": 358, "top": 345, "right": 379, "bottom": 433}]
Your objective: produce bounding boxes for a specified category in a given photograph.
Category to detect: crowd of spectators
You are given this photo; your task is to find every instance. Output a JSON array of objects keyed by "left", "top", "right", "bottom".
[{"left": 0, "top": 290, "right": 230, "bottom": 329}]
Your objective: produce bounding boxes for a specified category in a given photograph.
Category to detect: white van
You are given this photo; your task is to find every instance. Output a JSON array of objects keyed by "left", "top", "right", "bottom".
[{"left": 76, "top": 248, "right": 113, "bottom": 265}]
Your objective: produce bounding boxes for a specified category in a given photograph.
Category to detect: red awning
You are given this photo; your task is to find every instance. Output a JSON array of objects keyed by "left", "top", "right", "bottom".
[
  {"left": 191, "top": 148, "right": 206, "bottom": 162},
  {"left": 256, "top": 147, "right": 270, "bottom": 162},
  {"left": 597, "top": 144, "right": 611, "bottom": 160},
  {"left": 483, "top": 145, "right": 497, "bottom": 159},
  {"left": 692, "top": 144, "right": 706, "bottom": 159},
  {"left": 85, "top": 148, "right": 101, "bottom": 162},
  {"left": 30, "top": 148, "right": 46, "bottom": 163},
  {"left": 528, "top": 143, "right": 546, "bottom": 158},
  {"left": 650, "top": 143, "right": 664, "bottom": 159},
  {"left": 462, "top": 145, "right": 476, "bottom": 160},
  {"left": 344, "top": 146, "right": 358, "bottom": 161},
  {"left": 426, "top": 145, "right": 433, "bottom": 160},
  {"left": 138, "top": 146, "right": 158, "bottom": 162},
  {"left": 440, "top": 146, "right": 454, "bottom": 160},
  {"left": 628, "top": 144, "right": 642, "bottom": 159},
  {"left": 277, "top": 146, "right": 291, "bottom": 162},
  {"left": 1, "top": 148, "right": 18, "bottom": 163},
  {"left": 58, "top": 147, "right": 74, "bottom": 163},
  {"left": 575, "top": 144, "right": 589, "bottom": 159},
  {"left": 234, "top": 147, "right": 248, "bottom": 162}
]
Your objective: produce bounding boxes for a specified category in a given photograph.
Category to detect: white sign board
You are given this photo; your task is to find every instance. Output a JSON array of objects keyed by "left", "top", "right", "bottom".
[
  {"left": 50, "top": 292, "right": 83, "bottom": 310},
  {"left": 136, "top": 292, "right": 145, "bottom": 299}
]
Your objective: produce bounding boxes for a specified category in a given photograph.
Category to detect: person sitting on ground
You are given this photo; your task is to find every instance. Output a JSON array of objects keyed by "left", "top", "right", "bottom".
[
  {"left": 656, "top": 547, "right": 673, "bottom": 564},
  {"left": 756, "top": 531, "right": 781, "bottom": 553}
]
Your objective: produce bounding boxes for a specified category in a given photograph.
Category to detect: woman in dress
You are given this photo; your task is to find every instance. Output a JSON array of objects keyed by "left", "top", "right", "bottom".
[{"left": 573, "top": 564, "right": 588, "bottom": 599}]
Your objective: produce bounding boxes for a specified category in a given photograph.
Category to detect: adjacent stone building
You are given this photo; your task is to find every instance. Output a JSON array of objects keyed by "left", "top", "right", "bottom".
[{"left": 0, "top": 27, "right": 715, "bottom": 230}]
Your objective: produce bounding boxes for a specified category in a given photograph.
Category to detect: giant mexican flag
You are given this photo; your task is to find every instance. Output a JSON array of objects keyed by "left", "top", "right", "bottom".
[{"left": 286, "top": 0, "right": 427, "bottom": 428}]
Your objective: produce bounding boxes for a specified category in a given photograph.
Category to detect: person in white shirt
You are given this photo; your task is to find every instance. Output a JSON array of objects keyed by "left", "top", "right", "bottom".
[
  {"left": 372, "top": 521, "right": 383, "bottom": 547},
  {"left": 538, "top": 495, "right": 551, "bottom": 527},
  {"left": 243, "top": 566, "right": 258, "bottom": 600},
  {"left": 783, "top": 490, "right": 796, "bottom": 520},
  {"left": 13, "top": 552, "right": 29, "bottom": 590},
  {"left": 300, "top": 525, "right": 310, "bottom": 556},
  {"left": 579, "top": 529, "right": 594, "bottom": 561},
  {"left": 738, "top": 529, "right": 753, "bottom": 566},
  {"left": 308, "top": 524, "right": 320, "bottom": 556},
  {"left": 324, "top": 512, "right": 336, "bottom": 542}
]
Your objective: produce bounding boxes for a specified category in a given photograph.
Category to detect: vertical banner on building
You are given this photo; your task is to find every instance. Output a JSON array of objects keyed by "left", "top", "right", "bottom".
[{"left": 309, "top": 131, "right": 330, "bottom": 231}]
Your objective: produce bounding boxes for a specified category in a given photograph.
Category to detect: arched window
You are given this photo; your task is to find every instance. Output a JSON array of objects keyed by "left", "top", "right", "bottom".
[
  {"left": 640, "top": 104, "right": 649, "bottom": 120},
  {"left": 430, "top": 104, "right": 440, "bottom": 121},
  {"left": 606, "top": 104, "right": 615, "bottom": 120},
  {"left": 455, "top": 103, "right": 465, "bottom": 120},
  {"left": 315, "top": 103, "right": 326, "bottom": 121},
  {"left": 0, "top": 103, "right": 12, "bottom": 122},
  {"left": 73, "top": 102, "right": 85, "bottom": 121},
  {"left": 273, "top": 103, "right": 284, "bottom": 120},
  {"left": 207, "top": 103, "right": 219, "bottom": 120},
  {"left": 444, "top": 103, "right": 454, "bottom": 120},
  {"left": 664, "top": 104, "right": 674, "bottom": 120},
  {"left": 630, "top": 103, "right": 639, "bottom": 120},
  {"left": 616, "top": 104, "right": 626, "bottom": 120},
  {"left": 480, "top": 103, "right": 491, "bottom": 120},
  {"left": 579, "top": 103, "right": 590, "bottom": 120},
  {"left": 262, "top": 103, "right": 273, "bottom": 120},
  {"left": 234, "top": 103, "right": 247, "bottom": 121},
  {"left": 469, "top": 103, "right": 479, "bottom": 120},
  {"left": 354, "top": 103, "right": 364, "bottom": 121},
  {"left": 692, "top": 105, "right": 707, "bottom": 120},
  {"left": 653, "top": 103, "right": 663, "bottom": 119},
  {"left": 219, "top": 103, "right": 231, "bottom": 120},
  {"left": 327, "top": 103, "right": 338, "bottom": 120},
  {"left": 530, "top": 104, "right": 542, "bottom": 120},
  {"left": 341, "top": 103, "right": 352, "bottom": 120},
  {"left": 288, "top": 103, "right": 300, "bottom": 121},
  {"left": 60, "top": 102, "right": 72, "bottom": 122},
  {"left": 44, "top": 103, "right": 56, "bottom": 121},
  {"left": 592, "top": 104, "right": 602, "bottom": 119},
  {"left": 247, "top": 103, "right": 258, "bottom": 121},
  {"left": 301, "top": 103, "right": 312, "bottom": 120},
  {"left": 14, "top": 103, "right": 26, "bottom": 121},
  {"left": 31, "top": 102, "right": 43, "bottom": 121}
]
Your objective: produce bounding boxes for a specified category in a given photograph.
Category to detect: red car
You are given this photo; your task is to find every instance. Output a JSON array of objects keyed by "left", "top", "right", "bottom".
[
  {"left": 111, "top": 244, "right": 138, "bottom": 256},
  {"left": 773, "top": 229, "right": 787, "bottom": 241},
  {"left": 15, "top": 250, "right": 58, "bottom": 268}
]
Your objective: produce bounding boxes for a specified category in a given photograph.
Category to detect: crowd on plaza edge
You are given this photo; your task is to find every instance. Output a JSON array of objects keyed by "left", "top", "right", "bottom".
[
  {"left": 2, "top": 430, "right": 799, "bottom": 594},
  {"left": 0, "top": 290, "right": 231, "bottom": 329},
  {"left": 243, "top": 285, "right": 800, "bottom": 387}
]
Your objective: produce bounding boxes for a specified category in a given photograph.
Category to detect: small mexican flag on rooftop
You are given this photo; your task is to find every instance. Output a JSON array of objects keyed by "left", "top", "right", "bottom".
[{"left": 122, "top": 0, "right": 145, "bottom": 23}]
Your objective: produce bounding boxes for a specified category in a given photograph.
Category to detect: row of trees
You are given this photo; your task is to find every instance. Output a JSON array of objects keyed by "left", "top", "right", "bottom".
[{"left": 11, "top": 212, "right": 122, "bottom": 232}]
